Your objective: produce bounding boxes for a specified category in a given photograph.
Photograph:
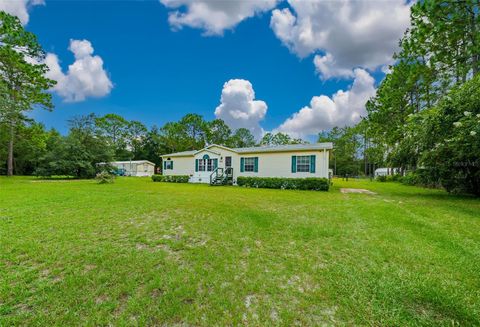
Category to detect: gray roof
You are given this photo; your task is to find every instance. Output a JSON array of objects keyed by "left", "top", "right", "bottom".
[
  {"left": 161, "top": 150, "right": 197, "bottom": 157},
  {"left": 233, "top": 143, "right": 333, "bottom": 153},
  {"left": 161, "top": 143, "right": 333, "bottom": 157}
]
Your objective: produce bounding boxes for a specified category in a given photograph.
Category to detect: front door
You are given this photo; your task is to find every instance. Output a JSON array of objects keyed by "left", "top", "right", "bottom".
[{"left": 225, "top": 156, "right": 232, "bottom": 168}]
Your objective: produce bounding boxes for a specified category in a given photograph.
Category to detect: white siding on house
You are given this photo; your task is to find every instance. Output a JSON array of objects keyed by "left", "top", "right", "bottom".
[
  {"left": 162, "top": 156, "right": 194, "bottom": 176},
  {"left": 236, "top": 150, "right": 329, "bottom": 179}
]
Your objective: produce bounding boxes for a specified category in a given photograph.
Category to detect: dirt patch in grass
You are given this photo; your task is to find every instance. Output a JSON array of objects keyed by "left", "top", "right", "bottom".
[{"left": 340, "top": 188, "right": 377, "bottom": 195}]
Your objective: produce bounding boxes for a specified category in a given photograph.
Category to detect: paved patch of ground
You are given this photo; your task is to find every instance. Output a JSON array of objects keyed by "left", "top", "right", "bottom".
[{"left": 340, "top": 188, "right": 377, "bottom": 195}]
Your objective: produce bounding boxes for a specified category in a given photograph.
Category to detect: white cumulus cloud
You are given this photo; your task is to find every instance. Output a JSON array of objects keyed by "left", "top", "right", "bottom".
[
  {"left": 45, "top": 39, "right": 113, "bottom": 102},
  {"left": 214, "top": 79, "right": 267, "bottom": 139},
  {"left": 276, "top": 69, "right": 376, "bottom": 137},
  {"left": 160, "top": 0, "right": 279, "bottom": 35},
  {"left": 270, "top": 0, "right": 411, "bottom": 79},
  {"left": 0, "top": 0, "right": 44, "bottom": 25}
]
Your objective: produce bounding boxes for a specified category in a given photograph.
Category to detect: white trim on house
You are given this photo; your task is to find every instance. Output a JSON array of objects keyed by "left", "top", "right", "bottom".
[
  {"left": 161, "top": 143, "right": 333, "bottom": 184},
  {"left": 193, "top": 144, "right": 233, "bottom": 155},
  {"left": 193, "top": 148, "right": 221, "bottom": 156}
]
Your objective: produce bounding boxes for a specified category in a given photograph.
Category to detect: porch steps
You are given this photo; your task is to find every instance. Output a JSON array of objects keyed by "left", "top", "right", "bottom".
[{"left": 209, "top": 167, "right": 233, "bottom": 186}]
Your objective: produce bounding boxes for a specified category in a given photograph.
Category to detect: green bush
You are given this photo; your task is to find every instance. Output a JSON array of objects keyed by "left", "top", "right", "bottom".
[
  {"left": 236, "top": 177, "right": 329, "bottom": 191},
  {"left": 401, "top": 172, "right": 418, "bottom": 185},
  {"left": 152, "top": 175, "right": 190, "bottom": 183},
  {"left": 95, "top": 171, "right": 115, "bottom": 184},
  {"left": 400, "top": 169, "right": 440, "bottom": 188},
  {"left": 391, "top": 174, "right": 403, "bottom": 182},
  {"left": 375, "top": 174, "right": 404, "bottom": 183}
]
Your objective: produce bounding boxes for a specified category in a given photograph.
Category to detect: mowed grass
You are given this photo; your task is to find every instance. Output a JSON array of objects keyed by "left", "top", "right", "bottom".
[{"left": 0, "top": 177, "right": 479, "bottom": 326}]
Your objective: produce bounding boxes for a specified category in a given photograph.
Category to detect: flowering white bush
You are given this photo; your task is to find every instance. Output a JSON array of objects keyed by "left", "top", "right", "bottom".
[{"left": 415, "top": 75, "right": 480, "bottom": 195}]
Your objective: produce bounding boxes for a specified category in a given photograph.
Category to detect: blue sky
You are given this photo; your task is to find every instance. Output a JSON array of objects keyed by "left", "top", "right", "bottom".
[{"left": 2, "top": 0, "right": 411, "bottom": 139}]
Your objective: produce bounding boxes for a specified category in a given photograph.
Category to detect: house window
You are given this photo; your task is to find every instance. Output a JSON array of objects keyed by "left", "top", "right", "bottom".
[
  {"left": 244, "top": 157, "right": 255, "bottom": 172},
  {"left": 196, "top": 158, "right": 216, "bottom": 172},
  {"left": 296, "top": 156, "right": 311, "bottom": 172},
  {"left": 206, "top": 159, "right": 214, "bottom": 171},
  {"left": 198, "top": 159, "right": 206, "bottom": 171},
  {"left": 165, "top": 161, "right": 173, "bottom": 170}
]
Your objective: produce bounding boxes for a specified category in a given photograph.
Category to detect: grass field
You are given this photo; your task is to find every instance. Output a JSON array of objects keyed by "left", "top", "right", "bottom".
[{"left": 1, "top": 177, "right": 479, "bottom": 325}]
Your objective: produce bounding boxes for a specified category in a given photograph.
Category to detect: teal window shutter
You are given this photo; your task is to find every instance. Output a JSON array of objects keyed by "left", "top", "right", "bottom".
[
  {"left": 213, "top": 159, "right": 218, "bottom": 169},
  {"left": 240, "top": 157, "right": 245, "bottom": 172},
  {"left": 171, "top": 161, "right": 173, "bottom": 170},
  {"left": 163, "top": 161, "right": 166, "bottom": 170},
  {"left": 310, "top": 155, "right": 315, "bottom": 173},
  {"left": 195, "top": 159, "right": 199, "bottom": 172},
  {"left": 291, "top": 156, "right": 297, "bottom": 173},
  {"left": 254, "top": 157, "right": 258, "bottom": 172}
]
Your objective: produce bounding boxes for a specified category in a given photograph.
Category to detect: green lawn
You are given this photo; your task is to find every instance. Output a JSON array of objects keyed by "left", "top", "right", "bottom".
[{"left": 1, "top": 177, "right": 479, "bottom": 325}]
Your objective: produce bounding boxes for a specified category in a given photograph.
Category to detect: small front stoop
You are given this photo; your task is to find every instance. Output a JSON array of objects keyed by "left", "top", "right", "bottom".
[{"left": 209, "top": 167, "right": 233, "bottom": 186}]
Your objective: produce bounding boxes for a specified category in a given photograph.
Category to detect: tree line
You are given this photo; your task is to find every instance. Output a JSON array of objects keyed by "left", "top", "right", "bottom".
[{"left": 0, "top": 111, "right": 306, "bottom": 178}]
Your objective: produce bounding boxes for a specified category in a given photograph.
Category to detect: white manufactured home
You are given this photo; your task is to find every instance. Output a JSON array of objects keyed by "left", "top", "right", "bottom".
[
  {"left": 374, "top": 167, "right": 401, "bottom": 177},
  {"left": 107, "top": 160, "right": 156, "bottom": 177},
  {"left": 160, "top": 143, "right": 333, "bottom": 184}
]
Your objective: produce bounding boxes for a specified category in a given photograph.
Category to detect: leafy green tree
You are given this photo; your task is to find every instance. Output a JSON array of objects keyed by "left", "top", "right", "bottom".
[
  {"left": 365, "top": 62, "right": 421, "bottom": 171},
  {"left": 126, "top": 120, "right": 148, "bottom": 160},
  {"left": 0, "top": 11, "right": 56, "bottom": 176},
  {"left": 158, "top": 114, "right": 209, "bottom": 153},
  {"left": 206, "top": 119, "right": 231, "bottom": 145},
  {"left": 227, "top": 128, "right": 256, "bottom": 148},
  {"left": 178, "top": 113, "right": 207, "bottom": 149},
  {"left": 95, "top": 113, "right": 129, "bottom": 157},
  {"left": 12, "top": 122, "right": 52, "bottom": 175},
  {"left": 0, "top": 119, "right": 55, "bottom": 175},
  {"left": 159, "top": 121, "right": 187, "bottom": 153},
  {"left": 259, "top": 132, "right": 305, "bottom": 146},
  {"left": 318, "top": 126, "right": 362, "bottom": 176},
  {"left": 140, "top": 125, "right": 163, "bottom": 168},
  {"left": 36, "top": 115, "right": 113, "bottom": 178},
  {"left": 408, "top": 0, "right": 479, "bottom": 84}
]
